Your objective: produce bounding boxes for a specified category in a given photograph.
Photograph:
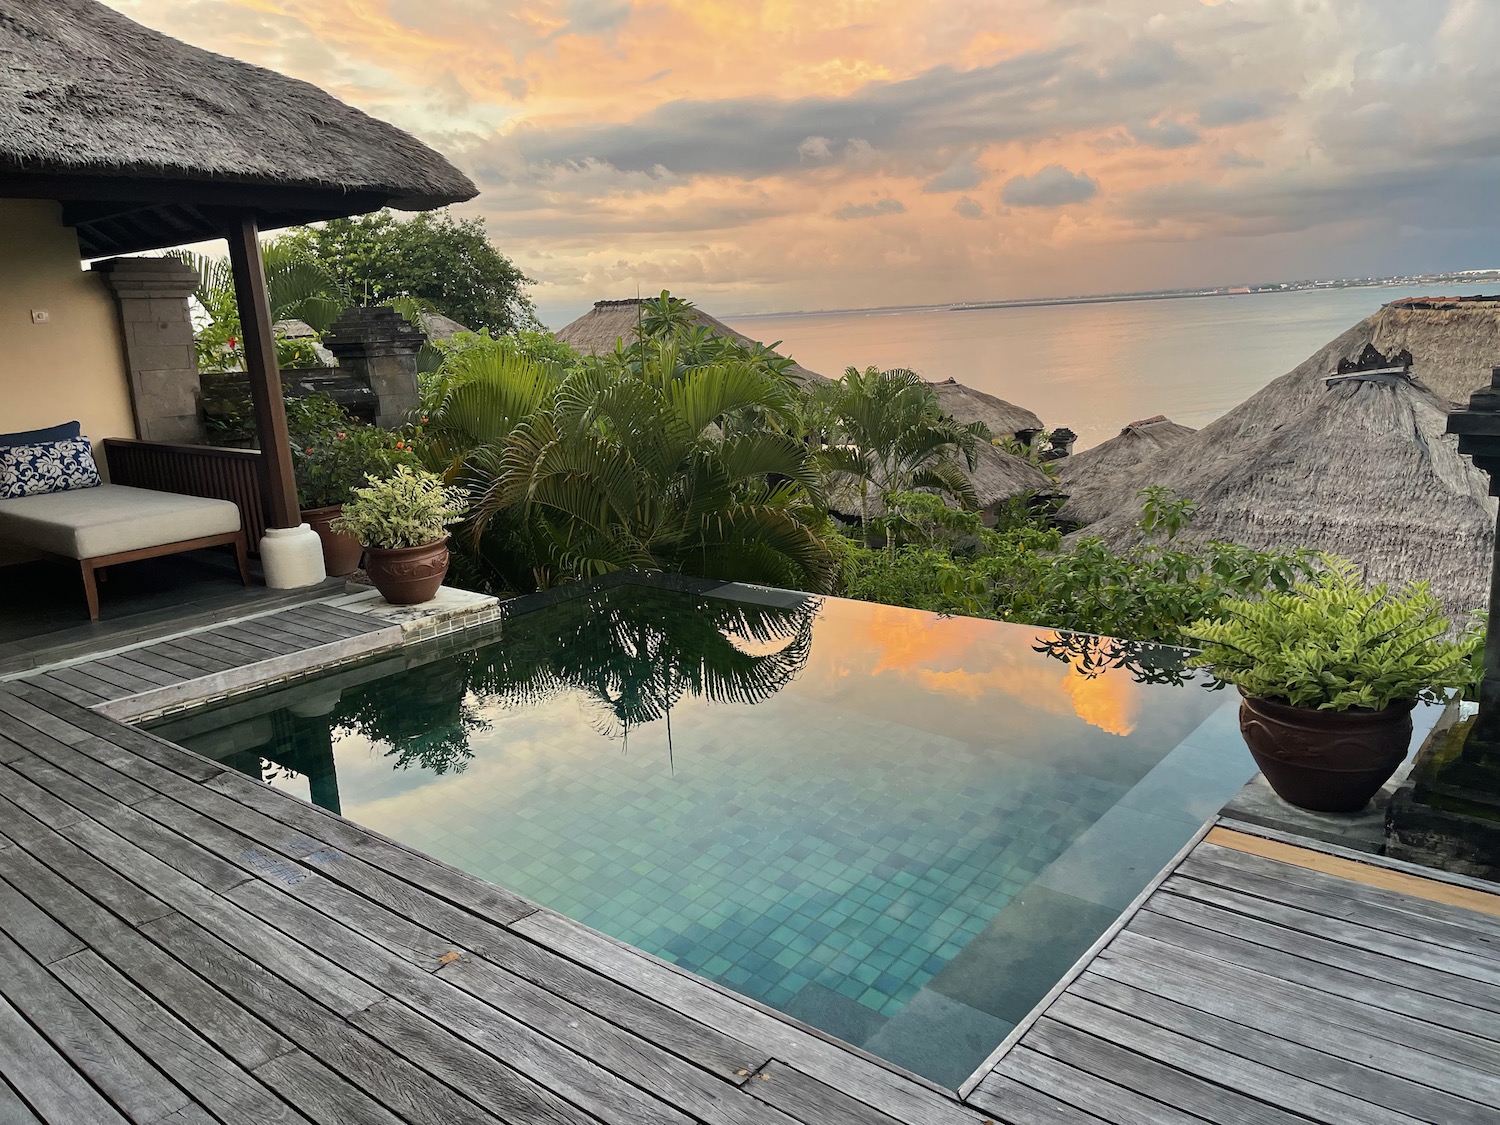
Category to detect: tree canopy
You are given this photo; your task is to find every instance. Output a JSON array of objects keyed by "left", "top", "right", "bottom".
[{"left": 279, "top": 209, "right": 538, "bottom": 334}]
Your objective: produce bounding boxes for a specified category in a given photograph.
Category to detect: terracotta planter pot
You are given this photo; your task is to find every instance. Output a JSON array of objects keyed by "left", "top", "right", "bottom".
[
  {"left": 363, "top": 539, "right": 450, "bottom": 605},
  {"left": 301, "top": 504, "right": 363, "bottom": 577},
  {"left": 1238, "top": 691, "right": 1415, "bottom": 813}
]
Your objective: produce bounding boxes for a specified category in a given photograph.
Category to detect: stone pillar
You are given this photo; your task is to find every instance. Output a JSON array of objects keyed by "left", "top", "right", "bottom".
[
  {"left": 93, "top": 256, "right": 205, "bottom": 443},
  {"left": 323, "top": 306, "right": 425, "bottom": 428}
]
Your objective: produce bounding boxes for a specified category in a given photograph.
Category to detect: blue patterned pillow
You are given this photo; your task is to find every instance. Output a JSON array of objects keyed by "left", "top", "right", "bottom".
[{"left": 0, "top": 438, "right": 102, "bottom": 499}]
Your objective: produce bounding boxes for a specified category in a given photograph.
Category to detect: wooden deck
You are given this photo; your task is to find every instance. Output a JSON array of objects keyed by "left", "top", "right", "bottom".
[
  {"left": 965, "top": 825, "right": 1500, "bottom": 1125},
  {"left": 2, "top": 604, "right": 1499, "bottom": 1124}
]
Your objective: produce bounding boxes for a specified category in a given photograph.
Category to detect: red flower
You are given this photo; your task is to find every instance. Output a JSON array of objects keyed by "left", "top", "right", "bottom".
[
  {"left": 227, "top": 335, "right": 237, "bottom": 348},
  {"left": 305, "top": 447, "right": 314, "bottom": 454}
]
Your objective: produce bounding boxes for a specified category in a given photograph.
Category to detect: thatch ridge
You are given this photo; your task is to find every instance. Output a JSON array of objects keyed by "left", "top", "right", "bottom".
[
  {"left": 1064, "top": 310, "right": 1496, "bottom": 618},
  {"left": 554, "top": 299, "right": 829, "bottom": 385},
  {"left": 0, "top": 0, "right": 476, "bottom": 207},
  {"left": 927, "top": 378, "right": 1044, "bottom": 440},
  {"left": 1056, "top": 416, "right": 1196, "bottom": 524}
]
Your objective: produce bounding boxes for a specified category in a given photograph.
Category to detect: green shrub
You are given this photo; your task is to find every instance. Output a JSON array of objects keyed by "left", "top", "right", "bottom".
[
  {"left": 293, "top": 424, "right": 416, "bottom": 509},
  {"left": 331, "top": 466, "right": 468, "bottom": 549},
  {"left": 1183, "top": 557, "right": 1480, "bottom": 710}
]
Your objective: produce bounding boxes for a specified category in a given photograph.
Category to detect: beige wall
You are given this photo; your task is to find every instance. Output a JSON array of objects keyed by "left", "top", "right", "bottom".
[{"left": 0, "top": 199, "right": 135, "bottom": 445}]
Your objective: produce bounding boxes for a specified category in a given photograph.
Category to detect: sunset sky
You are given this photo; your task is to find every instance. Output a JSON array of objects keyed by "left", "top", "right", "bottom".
[{"left": 106, "top": 1, "right": 1500, "bottom": 326}]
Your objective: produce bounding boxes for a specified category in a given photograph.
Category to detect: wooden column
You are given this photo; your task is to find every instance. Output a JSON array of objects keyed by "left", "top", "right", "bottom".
[{"left": 227, "top": 214, "right": 299, "bottom": 530}]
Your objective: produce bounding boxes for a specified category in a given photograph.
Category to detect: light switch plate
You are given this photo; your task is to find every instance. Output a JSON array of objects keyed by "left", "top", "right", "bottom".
[{"left": 30, "top": 309, "right": 49, "bottom": 324}]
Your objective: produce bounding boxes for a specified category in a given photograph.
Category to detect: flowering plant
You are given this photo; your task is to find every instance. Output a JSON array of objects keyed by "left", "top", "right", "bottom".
[
  {"left": 331, "top": 466, "right": 468, "bottom": 549},
  {"left": 293, "top": 423, "right": 416, "bottom": 510}
]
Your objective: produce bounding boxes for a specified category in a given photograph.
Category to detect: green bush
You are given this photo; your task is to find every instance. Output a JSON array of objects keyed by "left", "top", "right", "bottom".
[
  {"left": 293, "top": 424, "right": 416, "bottom": 510},
  {"left": 838, "top": 488, "right": 1318, "bottom": 645},
  {"left": 1183, "top": 557, "right": 1480, "bottom": 710},
  {"left": 331, "top": 466, "right": 468, "bottom": 549}
]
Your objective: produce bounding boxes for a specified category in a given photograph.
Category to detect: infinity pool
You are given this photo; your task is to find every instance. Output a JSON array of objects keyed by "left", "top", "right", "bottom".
[{"left": 152, "top": 580, "right": 1255, "bottom": 1085}]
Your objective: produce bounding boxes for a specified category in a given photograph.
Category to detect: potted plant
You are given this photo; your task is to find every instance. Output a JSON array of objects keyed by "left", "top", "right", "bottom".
[
  {"left": 331, "top": 466, "right": 468, "bottom": 604},
  {"left": 294, "top": 424, "right": 414, "bottom": 576},
  {"left": 1184, "top": 558, "right": 1479, "bottom": 813}
]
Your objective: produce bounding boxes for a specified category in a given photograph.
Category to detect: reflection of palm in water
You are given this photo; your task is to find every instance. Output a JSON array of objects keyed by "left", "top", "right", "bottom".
[
  {"left": 262, "top": 587, "right": 821, "bottom": 801},
  {"left": 469, "top": 587, "right": 821, "bottom": 738}
]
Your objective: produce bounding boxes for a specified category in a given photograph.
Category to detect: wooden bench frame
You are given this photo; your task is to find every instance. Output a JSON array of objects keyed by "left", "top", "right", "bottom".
[{"left": 77, "top": 528, "right": 251, "bottom": 620}]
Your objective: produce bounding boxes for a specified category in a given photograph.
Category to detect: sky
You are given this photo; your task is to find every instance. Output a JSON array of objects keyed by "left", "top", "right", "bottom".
[{"left": 106, "top": 0, "right": 1500, "bottom": 327}]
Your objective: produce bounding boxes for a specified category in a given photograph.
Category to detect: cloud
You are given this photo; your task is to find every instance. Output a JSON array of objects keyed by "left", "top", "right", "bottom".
[
  {"left": 1218, "top": 150, "right": 1265, "bottom": 169},
  {"left": 1129, "top": 119, "right": 1199, "bottom": 150},
  {"left": 1001, "top": 165, "right": 1099, "bottom": 208},
  {"left": 1197, "top": 95, "right": 1274, "bottom": 127},
  {"left": 954, "top": 196, "right": 984, "bottom": 219},
  {"left": 923, "top": 153, "right": 985, "bottom": 193},
  {"left": 832, "top": 198, "right": 907, "bottom": 220}
]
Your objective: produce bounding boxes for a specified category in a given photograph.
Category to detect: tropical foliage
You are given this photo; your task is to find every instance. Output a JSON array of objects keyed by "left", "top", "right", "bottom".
[
  {"left": 465, "top": 334, "right": 836, "bottom": 592},
  {"left": 814, "top": 366, "right": 987, "bottom": 540},
  {"left": 332, "top": 466, "right": 468, "bottom": 550},
  {"left": 1184, "top": 557, "right": 1480, "bottom": 710},
  {"left": 293, "top": 422, "right": 416, "bottom": 510},
  {"left": 277, "top": 209, "right": 538, "bottom": 334},
  {"left": 172, "top": 244, "right": 345, "bottom": 372},
  {"left": 839, "top": 487, "right": 1319, "bottom": 644}
]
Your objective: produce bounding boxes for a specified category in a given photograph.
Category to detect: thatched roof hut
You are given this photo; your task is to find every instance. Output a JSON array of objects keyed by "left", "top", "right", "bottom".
[
  {"left": 0, "top": 0, "right": 477, "bottom": 257},
  {"left": 827, "top": 441, "right": 1057, "bottom": 527},
  {"left": 555, "top": 299, "right": 829, "bottom": 385},
  {"left": 927, "top": 378, "right": 1044, "bottom": 441},
  {"left": 1375, "top": 297, "right": 1500, "bottom": 406},
  {"left": 1056, "top": 416, "right": 1196, "bottom": 525},
  {"left": 1066, "top": 311, "right": 1497, "bottom": 618}
]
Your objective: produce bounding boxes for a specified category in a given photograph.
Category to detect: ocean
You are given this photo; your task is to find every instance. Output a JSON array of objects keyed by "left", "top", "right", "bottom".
[{"left": 726, "top": 283, "right": 1500, "bottom": 450}]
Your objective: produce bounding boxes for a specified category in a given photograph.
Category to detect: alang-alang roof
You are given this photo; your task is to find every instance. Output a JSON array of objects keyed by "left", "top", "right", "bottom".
[{"left": 0, "top": 0, "right": 477, "bottom": 256}]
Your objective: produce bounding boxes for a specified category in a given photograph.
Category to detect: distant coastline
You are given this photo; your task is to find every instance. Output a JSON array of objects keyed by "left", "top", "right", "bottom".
[{"left": 730, "top": 270, "right": 1500, "bottom": 321}]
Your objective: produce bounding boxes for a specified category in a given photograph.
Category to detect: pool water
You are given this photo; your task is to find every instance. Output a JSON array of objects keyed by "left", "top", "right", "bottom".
[{"left": 152, "top": 581, "right": 1257, "bottom": 1086}]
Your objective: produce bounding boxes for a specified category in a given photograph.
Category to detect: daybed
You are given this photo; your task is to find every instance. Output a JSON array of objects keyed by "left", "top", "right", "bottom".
[{"left": 0, "top": 482, "right": 249, "bottom": 620}]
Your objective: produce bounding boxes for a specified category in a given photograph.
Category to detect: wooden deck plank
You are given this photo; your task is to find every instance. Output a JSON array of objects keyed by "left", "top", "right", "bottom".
[
  {"left": 291, "top": 603, "right": 387, "bottom": 636},
  {"left": 1149, "top": 881, "right": 1500, "bottom": 1015},
  {"left": 48, "top": 948, "right": 307, "bottom": 1125},
  {"left": 35, "top": 666, "right": 121, "bottom": 704},
  {"left": 1124, "top": 904, "right": 1500, "bottom": 1051},
  {"left": 0, "top": 993, "right": 131, "bottom": 1125},
  {"left": 988, "top": 1045, "right": 1212, "bottom": 1125},
  {"left": 1072, "top": 972, "right": 1500, "bottom": 1123},
  {"left": 964, "top": 1071, "right": 1108, "bottom": 1125},
  {"left": 1180, "top": 848, "right": 1500, "bottom": 961},
  {"left": 230, "top": 616, "right": 343, "bottom": 649},
  {"left": 119, "top": 645, "right": 216, "bottom": 682},
  {"left": 142, "top": 640, "right": 240, "bottom": 675},
  {"left": 0, "top": 930, "right": 193, "bottom": 1123},
  {"left": 90, "top": 654, "right": 181, "bottom": 690},
  {"left": 52, "top": 658, "right": 154, "bottom": 696}
]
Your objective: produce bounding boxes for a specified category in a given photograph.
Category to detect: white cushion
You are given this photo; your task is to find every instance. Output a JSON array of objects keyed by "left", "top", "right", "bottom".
[{"left": 0, "top": 483, "right": 241, "bottom": 559}]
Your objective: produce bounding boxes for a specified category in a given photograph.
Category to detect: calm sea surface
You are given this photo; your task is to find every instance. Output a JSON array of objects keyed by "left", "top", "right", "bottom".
[{"left": 727, "top": 284, "right": 1499, "bottom": 449}]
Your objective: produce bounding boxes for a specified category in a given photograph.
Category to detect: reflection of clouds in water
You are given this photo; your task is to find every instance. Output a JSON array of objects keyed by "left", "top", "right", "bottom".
[{"left": 804, "top": 601, "right": 1142, "bottom": 737}]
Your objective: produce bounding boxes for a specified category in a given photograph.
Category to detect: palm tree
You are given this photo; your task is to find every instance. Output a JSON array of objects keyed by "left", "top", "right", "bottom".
[
  {"left": 815, "top": 366, "right": 988, "bottom": 543},
  {"left": 467, "top": 337, "right": 837, "bottom": 593}
]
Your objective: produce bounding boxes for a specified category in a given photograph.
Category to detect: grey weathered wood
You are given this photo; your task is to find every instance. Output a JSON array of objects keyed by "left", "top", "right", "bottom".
[
  {"left": 119, "top": 645, "right": 213, "bottom": 681},
  {"left": 0, "top": 993, "right": 131, "bottom": 1124},
  {"left": 0, "top": 1078, "right": 43, "bottom": 1124},
  {"left": 293, "top": 603, "right": 386, "bottom": 636},
  {"left": 965, "top": 1071, "right": 1107, "bottom": 1125},
  {"left": 251, "top": 1050, "right": 412, "bottom": 1125},
  {"left": 991, "top": 1045, "right": 1209, "bottom": 1125},
  {"left": 1180, "top": 849, "right": 1500, "bottom": 962},
  {"left": 747, "top": 1062, "right": 906, "bottom": 1125},
  {"left": 211, "top": 622, "right": 306, "bottom": 656},
  {"left": 0, "top": 838, "right": 296, "bottom": 1071},
  {"left": 142, "top": 913, "right": 509, "bottom": 1125},
  {"left": 1072, "top": 972, "right": 1500, "bottom": 1124},
  {"left": 49, "top": 948, "right": 306, "bottom": 1125},
  {"left": 1150, "top": 884, "right": 1500, "bottom": 1015},
  {"left": 231, "top": 616, "right": 341, "bottom": 649},
  {"left": 1046, "top": 994, "right": 1428, "bottom": 1125},
  {"left": 91, "top": 654, "right": 181, "bottom": 690},
  {"left": 0, "top": 874, "right": 86, "bottom": 967},
  {"left": 514, "top": 911, "right": 986, "bottom": 1125},
  {"left": 1126, "top": 904, "right": 1500, "bottom": 1051},
  {"left": 144, "top": 640, "right": 240, "bottom": 675},
  {"left": 29, "top": 668, "right": 115, "bottom": 705},
  {"left": 1107, "top": 924, "right": 1500, "bottom": 1075},
  {"left": 168, "top": 630, "right": 274, "bottom": 667}
]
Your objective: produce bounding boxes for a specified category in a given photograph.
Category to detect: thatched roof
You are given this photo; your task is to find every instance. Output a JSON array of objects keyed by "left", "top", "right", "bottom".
[
  {"left": 927, "top": 378, "right": 1044, "bottom": 440},
  {"left": 1065, "top": 312, "right": 1496, "bottom": 618},
  {"left": 1056, "top": 416, "right": 1196, "bottom": 524},
  {"left": 827, "top": 441, "right": 1057, "bottom": 526},
  {"left": 554, "top": 299, "right": 829, "bottom": 385},
  {"left": 420, "top": 312, "right": 472, "bottom": 342},
  {"left": 0, "top": 0, "right": 476, "bottom": 256},
  {"left": 1369, "top": 298, "right": 1500, "bottom": 406}
]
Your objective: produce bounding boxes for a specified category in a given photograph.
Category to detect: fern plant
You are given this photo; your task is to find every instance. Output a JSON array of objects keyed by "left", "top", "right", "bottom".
[
  {"left": 332, "top": 466, "right": 468, "bottom": 550},
  {"left": 1182, "top": 557, "right": 1480, "bottom": 711}
]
